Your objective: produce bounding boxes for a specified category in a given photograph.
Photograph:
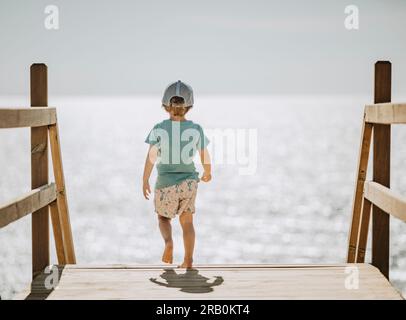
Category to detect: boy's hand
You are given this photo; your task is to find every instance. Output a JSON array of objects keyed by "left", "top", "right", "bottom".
[
  {"left": 201, "top": 171, "right": 212, "bottom": 182},
  {"left": 143, "top": 180, "right": 151, "bottom": 199}
]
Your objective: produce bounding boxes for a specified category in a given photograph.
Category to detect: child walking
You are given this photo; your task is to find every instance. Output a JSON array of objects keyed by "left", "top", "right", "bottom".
[{"left": 143, "top": 81, "right": 211, "bottom": 269}]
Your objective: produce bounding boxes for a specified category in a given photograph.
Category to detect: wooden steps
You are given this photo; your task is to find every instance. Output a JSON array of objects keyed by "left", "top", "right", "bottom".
[{"left": 15, "top": 264, "right": 403, "bottom": 300}]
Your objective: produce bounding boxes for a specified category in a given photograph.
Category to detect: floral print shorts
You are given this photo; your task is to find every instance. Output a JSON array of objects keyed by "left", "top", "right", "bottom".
[{"left": 154, "top": 179, "right": 198, "bottom": 219}]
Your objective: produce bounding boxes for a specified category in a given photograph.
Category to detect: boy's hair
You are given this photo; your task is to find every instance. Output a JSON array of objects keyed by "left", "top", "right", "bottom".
[{"left": 163, "top": 96, "right": 192, "bottom": 117}]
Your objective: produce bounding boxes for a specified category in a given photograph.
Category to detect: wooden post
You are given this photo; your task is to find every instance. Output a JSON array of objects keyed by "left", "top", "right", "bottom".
[
  {"left": 31, "top": 64, "right": 50, "bottom": 278},
  {"left": 372, "top": 61, "right": 391, "bottom": 279}
]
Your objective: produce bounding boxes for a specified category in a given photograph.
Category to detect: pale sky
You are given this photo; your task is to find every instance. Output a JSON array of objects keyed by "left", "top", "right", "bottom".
[{"left": 0, "top": 0, "right": 405, "bottom": 95}]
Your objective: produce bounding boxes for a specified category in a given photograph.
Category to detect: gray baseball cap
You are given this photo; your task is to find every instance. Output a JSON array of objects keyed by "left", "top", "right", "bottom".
[{"left": 162, "top": 80, "right": 194, "bottom": 107}]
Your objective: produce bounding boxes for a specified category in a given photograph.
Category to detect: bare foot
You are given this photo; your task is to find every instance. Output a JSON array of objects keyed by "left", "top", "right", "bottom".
[
  {"left": 177, "top": 260, "right": 193, "bottom": 269},
  {"left": 162, "top": 242, "right": 173, "bottom": 264}
]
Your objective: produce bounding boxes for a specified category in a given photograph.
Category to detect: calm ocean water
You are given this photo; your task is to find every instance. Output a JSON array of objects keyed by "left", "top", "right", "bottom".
[{"left": 1, "top": 95, "right": 406, "bottom": 299}]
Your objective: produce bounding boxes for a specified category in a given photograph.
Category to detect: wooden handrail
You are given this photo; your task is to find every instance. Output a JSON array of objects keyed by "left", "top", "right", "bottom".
[
  {"left": 0, "top": 64, "right": 76, "bottom": 280},
  {"left": 365, "top": 103, "right": 406, "bottom": 124},
  {"left": 0, "top": 107, "right": 57, "bottom": 129},
  {"left": 364, "top": 181, "right": 406, "bottom": 223},
  {"left": 0, "top": 183, "right": 56, "bottom": 228}
]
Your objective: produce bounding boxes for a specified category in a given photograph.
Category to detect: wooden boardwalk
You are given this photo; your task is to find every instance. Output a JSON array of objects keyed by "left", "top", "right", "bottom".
[
  {"left": 15, "top": 264, "right": 402, "bottom": 300},
  {"left": 2, "top": 63, "right": 406, "bottom": 300}
]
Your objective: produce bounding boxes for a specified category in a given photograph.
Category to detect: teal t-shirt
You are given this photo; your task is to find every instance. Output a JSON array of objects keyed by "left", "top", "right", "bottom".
[{"left": 145, "top": 119, "right": 209, "bottom": 189}]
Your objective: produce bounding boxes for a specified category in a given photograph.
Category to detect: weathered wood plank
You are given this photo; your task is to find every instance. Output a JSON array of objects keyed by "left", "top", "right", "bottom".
[
  {"left": 365, "top": 103, "right": 406, "bottom": 124},
  {"left": 0, "top": 183, "right": 56, "bottom": 228},
  {"left": 49, "top": 123, "right": 76, "bottom": 264},
  {"left": 347, "top": 119, "right": 373, "bottom": 262},
  {"left": 49, "top": 200, "right": 67, "bottom": 264},
  {"left": 31, "top": 63, "right": 50, "bottom": 279},
  {"left": 65, "top": 263, "right": 357, "bottom": 270},
  {"left": 364, "top": 181, "right": 406, "bottom": 222},
  {"left": 0, "top": 107, "right": 56, "bottom": 129},
  {"left": 15, "top": 264, "right": 403, "bottom": 300},
  {"left": 355, "top": 198, "right": 372, "bottom": 263}
]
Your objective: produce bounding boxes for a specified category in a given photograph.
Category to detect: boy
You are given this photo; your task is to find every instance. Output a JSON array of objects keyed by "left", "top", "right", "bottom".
[{"left": 143, "top": 80, "right": 211, "bottom": 269}]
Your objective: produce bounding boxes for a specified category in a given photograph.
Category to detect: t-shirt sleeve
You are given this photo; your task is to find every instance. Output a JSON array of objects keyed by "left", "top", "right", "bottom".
[
  {"left": 145, "top": 126, "right": 160, "bottom": 145},
  {"left": 197, "top": 125, "right": 209, "bottom": 150}
]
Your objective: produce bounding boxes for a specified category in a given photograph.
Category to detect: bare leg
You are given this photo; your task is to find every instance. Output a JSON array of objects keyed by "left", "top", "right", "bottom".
[
  {"left": 178, "top": 212, "right": 195, "bottom": 268},
  {"left": 158, "top": 215, "right": 173, "bottom": 264}
]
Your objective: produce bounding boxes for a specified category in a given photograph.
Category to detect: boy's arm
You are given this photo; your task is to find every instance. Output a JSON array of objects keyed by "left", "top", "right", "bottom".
[
  {"left": 143, "top": 145, "right": 158, "bottom": 199},
  {"left": 198, "top": 148, "right": 212, "bottom": 182}
]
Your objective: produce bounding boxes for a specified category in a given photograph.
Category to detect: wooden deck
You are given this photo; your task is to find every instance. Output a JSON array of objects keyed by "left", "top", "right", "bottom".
[{"left": 15, "top": 263, "right": 403, "bottom": 300}]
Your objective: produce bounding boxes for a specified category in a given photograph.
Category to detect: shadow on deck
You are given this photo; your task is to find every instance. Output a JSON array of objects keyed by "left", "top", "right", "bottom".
[{"left": 15, "top": 264, "right": 403, "bottom": 300}]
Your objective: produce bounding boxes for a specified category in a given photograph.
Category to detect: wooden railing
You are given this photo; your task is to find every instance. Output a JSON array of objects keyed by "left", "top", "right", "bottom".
[
  {"left": 0, "top": 64, "right": 75, "bottom": 279},
  {"left": 347, "top": 61, "right": 406, "bottom": 279}
]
